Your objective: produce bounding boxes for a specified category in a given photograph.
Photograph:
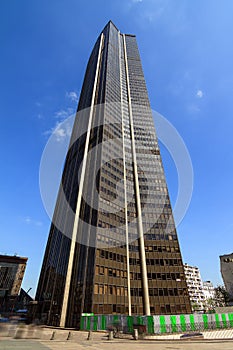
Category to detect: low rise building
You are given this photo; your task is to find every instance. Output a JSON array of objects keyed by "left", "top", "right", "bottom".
[
  {"left": 0, "top": 254, "right": 28, "bottom": 312},
  {"left": 202, "top": 280, "right": 216, "bottom": 310},
  {"left": 203, "top": 280, "right": 215, "bottom": 300}
]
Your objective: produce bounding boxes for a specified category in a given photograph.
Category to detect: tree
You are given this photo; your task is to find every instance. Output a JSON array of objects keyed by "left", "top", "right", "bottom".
[
  {"left": 204, "top": 297, "right": 215, "bottom": 311},
  {"left": 191, "top": 302, "right": 200, "bottom": 312},
  {"left": 214, "top": 285, "right": 229, "bottom": 307}
]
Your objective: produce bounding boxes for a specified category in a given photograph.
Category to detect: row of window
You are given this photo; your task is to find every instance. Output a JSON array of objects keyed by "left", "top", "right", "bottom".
[
  {"left": 97, "top": 250, "right": 183, "bottom": 268},
  {"left": 98, "top": 249, "right": 125, "bottom": 262},
  {"left": 126, "top": 258, "right": 183, "bottom": 266},
  {"left": 132, "top": 288, "right": 188, "bottom": 297},
  {"left": 145, "top": 245, "right": 180, "bottom": 253},
  {"left": 100, "top": 177, "right": 168, "bottom": 195},
  {"left": 144, "top": 233, "right": 177, "bottom": 240},
  {"left": 96, "top": 265, "right": 184, "bottom": 282},
  {"left": 98, "top": 248, "right": 182, "bottom": 263},
  {"left": 94, "top": 284, "right": 188, "bottom": 298},
  {"left": 92, "top": 303, "right": 188, "bottom": 315},
  {"left": 94, "top": 284, "right": 128, "bottom": 296}
]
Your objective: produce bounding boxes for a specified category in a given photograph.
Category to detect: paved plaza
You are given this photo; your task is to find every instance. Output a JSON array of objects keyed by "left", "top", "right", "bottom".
[
  {"left": 1, "top": 325, "right": 233, "bottom": 349},
  {"left": 1, "top": 338, "right": 233, "bottom": 350}
]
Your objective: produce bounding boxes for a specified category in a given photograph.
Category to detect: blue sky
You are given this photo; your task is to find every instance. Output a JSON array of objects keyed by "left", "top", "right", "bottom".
[{"left": 1, "top": 0, "right": 233, "bottom": 297}]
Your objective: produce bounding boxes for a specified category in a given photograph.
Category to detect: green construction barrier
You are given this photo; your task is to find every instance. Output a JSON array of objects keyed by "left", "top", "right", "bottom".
[
  {"left": 80, "top": 312, "right": 233, "bottom": 334},
  {"left": 180, "top": 315, "right": 186, "bottom": 332},
  {"left": 228, "top": 313, "right": 233, "bottom": 327},
  {"left": 147, "top": 316, "right": 154, "bottom": 334},
  {"left": 101, "top": 315, "right": 106, "bottom": 330},
  {"left": 190, "top": 314, "right": 196, "bottom": 331},
  {"left": 137, "top": 315, "right": 143, "bottom": 325},
  {"left": 127, "top": 315, "right": 133, "bottom": 333},
  {"left": 160, "top": 315, "right": 167, "bottom": 333},
  {"left": 86, "top": 316, "right": 91, "bottom": 331},
  {"left": 215, "top": 313, "right": 220, "bottom": 329},
  {"left": 222, "top": 314, "right": 227, "bottom": 328},
  {"left": 93, "top": 315, "right": 98, "bottom": 331},
  {"left": 202, "top": 314, "right": 208, "bottom": 330},
  {"left": 170, "top": 315, "right": 177, "bottom": 333},
  {"left": 113, "top": 314, "right": 119, "bottom": 327},
  {"left": 80, "top": 316, "right": 85, "bottom": 330}
]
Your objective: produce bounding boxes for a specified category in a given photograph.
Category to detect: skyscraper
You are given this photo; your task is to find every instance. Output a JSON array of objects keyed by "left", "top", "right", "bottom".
[{"left": 36, "top": 21, "right": 191, "bottom": 328}]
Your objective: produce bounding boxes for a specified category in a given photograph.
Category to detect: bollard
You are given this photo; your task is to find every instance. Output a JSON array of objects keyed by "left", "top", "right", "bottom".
[
  {"left": 108, "top": 330, "right": 114, "bottom": 340},
  {"left": 87, "top": 330, "right": 92, "bottom": 340},
  {"left": 133, "top": 328, "right": 138, "bottom": 340},
  {"left": 50, "top": 331, "right": 56, "bottom": 340},
  {"left": 67, "top": 331, "right": 72, "bottom": 340}
]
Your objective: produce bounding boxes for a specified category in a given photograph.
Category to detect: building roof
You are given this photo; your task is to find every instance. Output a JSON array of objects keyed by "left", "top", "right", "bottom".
[{"left": 0, "top": 254, "right": 28, "bottom": 264}]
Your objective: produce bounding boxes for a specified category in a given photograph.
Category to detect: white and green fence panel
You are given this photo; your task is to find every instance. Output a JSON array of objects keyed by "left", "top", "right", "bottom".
[{"left": 80, "top": 313, "right": 233, "bottom": 334}]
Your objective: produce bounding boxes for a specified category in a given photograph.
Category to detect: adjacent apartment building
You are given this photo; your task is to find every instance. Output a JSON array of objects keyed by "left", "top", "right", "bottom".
[
  {"left": 202, "top": 280, "right": 215, "bottom": 300},
  {"left": 183, "top": 263, "right": 205, "bottom": 311},
  {"left": 36, "top": 21, "right": 191, "bottom": 328}
]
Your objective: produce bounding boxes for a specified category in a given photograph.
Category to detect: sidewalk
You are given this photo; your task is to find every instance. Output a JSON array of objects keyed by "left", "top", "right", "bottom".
[
  {"left": 1, "top": 324, "right": 233, "bottom": 350},
  {"left": 1, "top": 338, "right": 233, "bottom": 350}
]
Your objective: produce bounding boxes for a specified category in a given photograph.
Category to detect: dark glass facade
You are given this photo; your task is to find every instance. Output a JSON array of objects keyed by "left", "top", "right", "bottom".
[{"left": 36, "top": 21, "right": 191, "bottom": 328}]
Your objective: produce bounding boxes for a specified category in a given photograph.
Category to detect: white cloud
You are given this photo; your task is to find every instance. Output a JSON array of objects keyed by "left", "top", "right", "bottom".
[
  {"left": 53, "top": 121, "right": 72, "bottom": 142},
  {"left": 196, "top": 90, "right": 203, "bottom": 98},
  {"left": 43, "top": 90, "right": 77, "bottom": 141},
  {"left": 44, "top": 119, "right": 73, "bottom": 142},
  {"left": 43, "top": 102, "right": 75, "bottom": 142},
  {"left": 21, "top": 216, "right": 43, "bottom": 226},
  {"left": 66, "top": 91, "right": 79, "bottom": 103},
  {"left": 53, "top": 124, "right": 66, "bottom": 140},
  {"left": 54, "top": 108, "right": 74, "bottom": 120}
]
